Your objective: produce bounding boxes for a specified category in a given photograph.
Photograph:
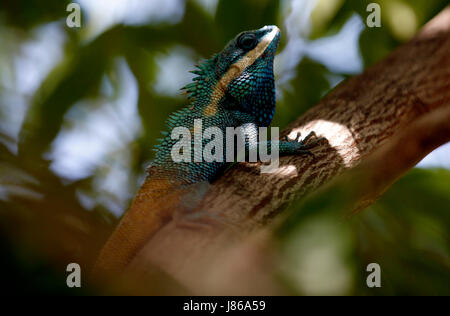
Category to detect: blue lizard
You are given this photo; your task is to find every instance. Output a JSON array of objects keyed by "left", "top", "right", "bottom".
[{"left": 94, "top": 25, "right": 324, "bottom": 276}]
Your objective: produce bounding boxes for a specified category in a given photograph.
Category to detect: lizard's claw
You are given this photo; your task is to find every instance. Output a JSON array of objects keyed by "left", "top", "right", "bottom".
[{"left": 285, "top": 131, "right": 326, "bottom": 159}]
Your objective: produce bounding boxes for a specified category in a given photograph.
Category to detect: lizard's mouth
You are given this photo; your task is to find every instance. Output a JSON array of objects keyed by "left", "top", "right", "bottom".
[
  {"left": 260, "top": 25, "right": 280, "bottom": 41},
  {"left": 256, "top": 25, "right": 281, "bottom": 58}
]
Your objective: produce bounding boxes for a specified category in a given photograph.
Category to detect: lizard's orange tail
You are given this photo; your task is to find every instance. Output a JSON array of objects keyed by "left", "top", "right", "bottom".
[{"left": 92, "top": 177, "right": 184, "bottom": 278}]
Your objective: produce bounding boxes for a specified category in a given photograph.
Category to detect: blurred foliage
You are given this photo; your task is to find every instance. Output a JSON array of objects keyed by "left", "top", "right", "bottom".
[
  {"left": 310, "top": 0, "right": 449, "bottom": 66},
  {"left": 1, "top": 0, "right": 70, "bottom": 30},
  {"left": 0, "top": 0, "right": 448, "bottom": 294},
  {"left": 278, "top": 168, "right": 450, "bottom": 295}
]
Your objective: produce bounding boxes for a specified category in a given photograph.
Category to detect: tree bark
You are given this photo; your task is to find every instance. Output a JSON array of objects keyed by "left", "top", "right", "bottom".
[{"left": 124, "top": 7, "right": 450, "bottom": 294}]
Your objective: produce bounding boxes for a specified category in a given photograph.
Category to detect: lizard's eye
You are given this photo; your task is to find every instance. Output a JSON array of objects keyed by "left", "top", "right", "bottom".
[{"left": 237, "top": 33, "right": 257, "bottom": 51}]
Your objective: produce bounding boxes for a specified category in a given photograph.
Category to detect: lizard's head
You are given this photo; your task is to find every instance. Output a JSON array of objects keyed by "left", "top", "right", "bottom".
[
  {"left": 216, "top": 25, "right": 280, "bottom": 78},
  {"left": 217, "top": 25, "right": 280, "bottom": 125},
  {"left": 184, "top": 26, "right": 280, "bottom": 126}
]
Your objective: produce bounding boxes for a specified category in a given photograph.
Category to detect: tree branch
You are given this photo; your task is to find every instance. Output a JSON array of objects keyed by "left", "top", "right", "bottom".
[{"left": 122, "top": 7, "right": 450, "bottom": 294}]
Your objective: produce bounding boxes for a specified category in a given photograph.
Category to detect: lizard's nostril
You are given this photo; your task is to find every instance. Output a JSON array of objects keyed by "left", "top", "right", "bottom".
[{"left": 261, "top": 25, "right": 279, "bottom": 32}]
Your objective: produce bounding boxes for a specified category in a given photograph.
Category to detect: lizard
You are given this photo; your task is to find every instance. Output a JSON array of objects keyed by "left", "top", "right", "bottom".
[{"left": 93, "top": 25, "right": 324, "bottom": 277}]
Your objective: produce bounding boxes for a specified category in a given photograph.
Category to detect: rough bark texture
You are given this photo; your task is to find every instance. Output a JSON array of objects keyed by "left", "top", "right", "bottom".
[{"left": 125, "top": 8, "right": 450, "bottom": 294}]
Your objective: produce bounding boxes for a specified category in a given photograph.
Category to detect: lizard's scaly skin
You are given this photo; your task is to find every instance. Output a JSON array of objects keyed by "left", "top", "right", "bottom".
[{"left": 94, "top": 26, "right": 322, "bottom": 277}]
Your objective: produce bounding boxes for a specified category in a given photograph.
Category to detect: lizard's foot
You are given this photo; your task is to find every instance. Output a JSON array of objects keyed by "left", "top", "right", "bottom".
[{"left": 284, "top": 131, "right": 326, "bottom": 158}]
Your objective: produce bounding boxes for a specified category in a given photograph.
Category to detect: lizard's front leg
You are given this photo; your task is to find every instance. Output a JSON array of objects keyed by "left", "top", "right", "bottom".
[{"left": 232, "top": 112, "right": 326, "bottom": 158}]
